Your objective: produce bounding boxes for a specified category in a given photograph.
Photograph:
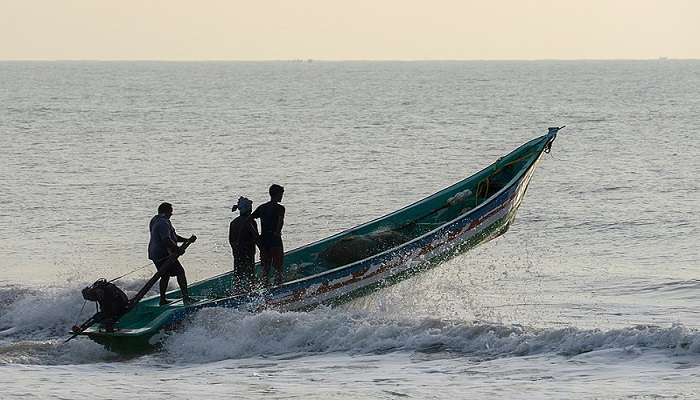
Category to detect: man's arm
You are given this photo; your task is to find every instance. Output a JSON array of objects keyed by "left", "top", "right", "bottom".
[
  {"left": 166, "top": 238, "right": 181, "bottom": 255},
  {"left": 250, "top": 219, "right": 264, "bottom": 252},
  {"left": 175, "top": 231, "right": 197, "bottom": 244},
  {"left": 228, "top": 221, "right": 235, "bottom": 247},
  {"left": 248, "top": 220, "right": 260, "bottom": 242},
  {"left": 229, "top": 220, "right": 238, "bottom": 255},
  {"left": 251, "top": 205, "right": 261, "bottom": 220},
  {"left": 277, "top": 206, "right": 285, "bottom": 233},
  {"left": 155, "top": 221, "right": 181, "bottom": 255}
]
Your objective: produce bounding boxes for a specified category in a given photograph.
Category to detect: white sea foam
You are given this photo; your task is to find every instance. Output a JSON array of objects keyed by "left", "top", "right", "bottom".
[
  {"left": 0, "top": 280, "right": 158, "bottom": 340},
  {"left": 0, "top": 338, "right": 118, "bottom": 365},
  {"left": 163, "top": 307, "right": 700, "bottom": 364},
  {"left": 4, "top": 282, "right": 700, "bottom": 367},
  {"left": 0, "top": 285, "right": 87, "bottom": 340},
  {"left": 0, "top": 282, "right": 149, "bottom": 365}
]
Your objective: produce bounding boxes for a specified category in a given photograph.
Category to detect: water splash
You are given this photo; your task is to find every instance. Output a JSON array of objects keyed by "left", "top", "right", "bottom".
[
  {"left": 163, "top": 307, "right": 700, "bottom": 364},
  {"left": 0, "top": 279, "right": 158, "bottom": 340}
]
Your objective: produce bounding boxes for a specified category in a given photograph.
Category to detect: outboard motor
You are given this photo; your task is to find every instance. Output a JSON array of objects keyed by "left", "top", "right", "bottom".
[{"left": 81, "top": 279, "right": 130, "bottom": 332}]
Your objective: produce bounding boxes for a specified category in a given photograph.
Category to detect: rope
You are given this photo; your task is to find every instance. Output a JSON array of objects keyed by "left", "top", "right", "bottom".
[
  {"left": 108, "top": 261, "right": 151, "bottom": 283},
  {"left": 108, "top": 253, "right": 174, "bottom": 283},
  {"left": 475, "top": 177, "right": 490, "bottom": 206},
  {"left": 73, "top": 299, "right": 87, "bottom": 326}
]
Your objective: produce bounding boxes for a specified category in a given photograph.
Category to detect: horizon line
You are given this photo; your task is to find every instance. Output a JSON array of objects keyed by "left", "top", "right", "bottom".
[{"left": 1, "top": 57, "right": 698, "bottom": 63}]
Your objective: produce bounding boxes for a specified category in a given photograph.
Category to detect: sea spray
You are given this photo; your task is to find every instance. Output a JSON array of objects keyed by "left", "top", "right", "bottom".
[
  {"left": 0, "top": 338, "right": 117, "bottom": 365},
  {"left": 0, "top": 279, "right": 159, "bottom": 341},
  {"left": 0, "top": 281, "right": 151, "bottom": 365},
  {"left": 163, "top": 307, "right": 700, "bottom": 364}
]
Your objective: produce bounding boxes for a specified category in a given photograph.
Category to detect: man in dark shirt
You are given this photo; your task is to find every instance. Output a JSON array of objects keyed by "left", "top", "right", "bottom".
[
  {"left": 229, "top": 196, "right": 259, "bottom": 292},
  {"left": 148, "top": 202, "right": 196, "bottom": 305},
  {"left": 251, "top": 184, "right": 285, "bottom": 287}
]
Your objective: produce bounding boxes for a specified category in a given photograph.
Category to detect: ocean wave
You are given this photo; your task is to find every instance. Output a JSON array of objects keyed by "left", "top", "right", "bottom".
[
  {"left": 163, "top": 308, "right": 700, "bottom": 363},
  {"left": 0, "top": 338, "right": 118, "bottom": 365},
  {"left": 0, "top": 281, "right": 157, "bottom": 365},
  {"left": 594, "top": 279, "right": 700, "bottom": 296},
  {"left": 4, "top": 283, "right": 700, "bottom": 366},
  {"left": 0, "top": 280, "right": 159, "bottom": 341}
]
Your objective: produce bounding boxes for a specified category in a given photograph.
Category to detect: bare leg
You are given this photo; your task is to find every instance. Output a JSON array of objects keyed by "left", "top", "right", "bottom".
[
  {"left": 176, "top": 273, "right": 189, "bottom": 300},
  {"left": 159, "top": 276, "right": 170, "bottom": 305},
  {"left": 260, "top": 250, "right": 271, "bottom": 287},
  {"left": 272, "top": 248, "right": 284, "bottom": 286}
]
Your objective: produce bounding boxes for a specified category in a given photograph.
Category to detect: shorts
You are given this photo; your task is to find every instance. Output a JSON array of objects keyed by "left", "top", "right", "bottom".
[
  {"left": 260, "top": 233, "right": 283, "bottom": 249},
  {"left": 154, "top": 258, "right": 185, "bottom": 277}
]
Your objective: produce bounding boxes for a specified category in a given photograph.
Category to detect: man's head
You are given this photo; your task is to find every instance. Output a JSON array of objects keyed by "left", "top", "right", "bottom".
[
  {"left": 269, "top": 184, "right": 284, "bottom": 202},
  {"left": 234, "top": 196, "right": 253, "bottom": 216},
  {"left": 158, "top": 202, "right": 173, "bottom": 218}
]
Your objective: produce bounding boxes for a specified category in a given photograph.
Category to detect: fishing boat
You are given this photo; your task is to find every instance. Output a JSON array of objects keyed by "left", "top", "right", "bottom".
[{"left": 74, "top": 128, "right": 561, "bottom": 353}]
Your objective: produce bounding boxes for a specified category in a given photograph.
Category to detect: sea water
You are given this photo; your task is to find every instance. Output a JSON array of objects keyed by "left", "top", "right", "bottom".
[{"left": 1, "top": 61, "right": 699, "bottom": 399}]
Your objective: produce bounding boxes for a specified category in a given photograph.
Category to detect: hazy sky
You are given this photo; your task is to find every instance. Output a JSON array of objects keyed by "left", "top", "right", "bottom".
[{"left": 1, "top": 0, "right": 698, "bottom": 60}]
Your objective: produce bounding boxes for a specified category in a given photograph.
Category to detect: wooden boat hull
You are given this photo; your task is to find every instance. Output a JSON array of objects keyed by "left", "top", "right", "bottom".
[{"left": 80, "top": 130, "right": 557, "bottom": 354}]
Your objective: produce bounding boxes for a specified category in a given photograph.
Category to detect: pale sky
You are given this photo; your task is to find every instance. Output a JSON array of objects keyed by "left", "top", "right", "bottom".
[{"left": 1, "top": 0, "right": 698, "bottom": 60}]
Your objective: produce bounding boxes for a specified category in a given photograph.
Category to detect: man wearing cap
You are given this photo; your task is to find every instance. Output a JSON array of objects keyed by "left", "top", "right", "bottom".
[{"left": 229, "top": 196, "right": 259, "bottom": 291}]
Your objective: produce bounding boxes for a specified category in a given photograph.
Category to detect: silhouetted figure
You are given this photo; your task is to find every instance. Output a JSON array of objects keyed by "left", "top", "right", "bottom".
[
  {"left": 251, "top": 184, "right": 285, "bottom": 286},
  {"left": 229, "top": 196, "right": 259, "bottom": 292},
  {"left": 148, "top": 202, "right": 196, "bottom": 305}
]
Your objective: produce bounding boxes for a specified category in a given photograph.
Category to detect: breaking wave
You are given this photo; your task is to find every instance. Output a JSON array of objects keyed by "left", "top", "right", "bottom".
[
  {"left": 0, "top": 280, "right": 157, "bottom": 341},
  {"left": 0, "top": 281, "right": 155, "bottom": 365},
  {"left": 2, "top": 284, "right": 700, "bottom": 366},
  {"left": 163, "top": 307, "right": 700, "bottom": 363},
  {"left": 0, "top": 338, "right": 118, "bottom": 365}
]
